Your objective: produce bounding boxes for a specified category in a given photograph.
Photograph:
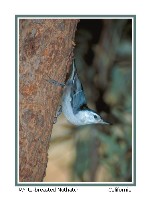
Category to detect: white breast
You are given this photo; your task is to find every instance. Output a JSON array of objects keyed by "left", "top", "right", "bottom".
[{"left": 62, "top": 87, "right": 85, "bottom": 125}]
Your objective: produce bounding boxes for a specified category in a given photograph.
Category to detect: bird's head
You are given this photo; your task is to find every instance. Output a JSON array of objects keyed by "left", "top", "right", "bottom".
[{"left": 77, "top": 109, "right": 109, "bottom": 125}]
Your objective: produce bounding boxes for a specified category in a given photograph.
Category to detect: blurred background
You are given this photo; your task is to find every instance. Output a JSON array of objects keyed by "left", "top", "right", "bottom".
[{"left": 44, "top": 19, "right": 132, "bottom": 182}]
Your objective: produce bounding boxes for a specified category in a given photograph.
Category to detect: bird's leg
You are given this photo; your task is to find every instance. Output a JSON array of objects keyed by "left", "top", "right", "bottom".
[
  {"left": 44, "top": 75, "right": 64, "bottom": 124},
  {"left": 53, "top": 105, "right": 62, "bottom": 124},
  {"left": 44, "top": 75, "right": 65, "bottom": 87}
]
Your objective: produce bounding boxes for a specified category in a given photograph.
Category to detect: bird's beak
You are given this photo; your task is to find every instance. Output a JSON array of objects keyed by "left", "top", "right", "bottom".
[{"left": 98, "top": 119, "right": 110, "bottom": 125}]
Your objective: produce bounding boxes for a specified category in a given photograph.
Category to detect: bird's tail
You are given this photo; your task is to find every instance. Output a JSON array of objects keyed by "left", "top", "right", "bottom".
[{"left": 69, "top": 59, "right": 77, "bottom": 80}]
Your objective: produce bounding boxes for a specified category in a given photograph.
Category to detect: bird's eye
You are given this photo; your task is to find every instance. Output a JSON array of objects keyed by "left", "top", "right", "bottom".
[{"left": 94, "top": 115, "right": 97, "bottom": 119}]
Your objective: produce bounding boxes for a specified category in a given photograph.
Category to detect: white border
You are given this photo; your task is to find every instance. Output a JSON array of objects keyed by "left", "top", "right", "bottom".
[{"left": 17, "top": 16, "right": 135, "bottom": 185}]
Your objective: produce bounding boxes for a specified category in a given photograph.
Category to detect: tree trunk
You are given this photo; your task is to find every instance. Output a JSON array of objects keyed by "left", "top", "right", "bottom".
[{"left": 19, "top": 19, "right": 79, "bottom": 182}]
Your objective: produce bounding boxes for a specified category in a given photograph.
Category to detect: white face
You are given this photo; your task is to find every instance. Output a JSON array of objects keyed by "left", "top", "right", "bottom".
[
  {"left": 86, "top": 111, "right": 102, "bottom": 124},
  {"left": 77, "top": 110, "right": 107, "bottom": 125}
]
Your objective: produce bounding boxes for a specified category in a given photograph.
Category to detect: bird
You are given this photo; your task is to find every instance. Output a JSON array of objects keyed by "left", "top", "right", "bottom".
[{"left": 46, "top": 60, "right": 109, "bottom": 126}]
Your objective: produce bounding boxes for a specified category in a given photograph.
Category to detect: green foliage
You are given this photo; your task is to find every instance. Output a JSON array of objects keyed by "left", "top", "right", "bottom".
[{"left": 71, "top": 19, "right": 133, "bottom": 182}]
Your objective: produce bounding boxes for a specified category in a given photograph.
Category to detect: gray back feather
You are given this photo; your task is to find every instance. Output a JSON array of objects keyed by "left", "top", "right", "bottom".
[{"left": 69, "top": 60, "right": 87, "bottom": 114}]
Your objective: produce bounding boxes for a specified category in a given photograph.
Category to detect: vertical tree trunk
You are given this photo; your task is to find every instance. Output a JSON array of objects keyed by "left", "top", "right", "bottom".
[{"left": 19, "top": 19, "right": 79, "bottom": 182}]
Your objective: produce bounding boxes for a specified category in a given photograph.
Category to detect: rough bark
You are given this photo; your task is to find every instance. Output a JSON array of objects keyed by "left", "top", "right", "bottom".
[{"left": 19, "top": 19, "right": 79, "bottom": 182}]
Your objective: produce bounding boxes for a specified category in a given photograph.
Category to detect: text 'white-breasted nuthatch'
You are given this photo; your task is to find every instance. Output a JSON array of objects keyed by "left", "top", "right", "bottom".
[{"left": 46, "top": 60, "right": 109, "bottom": 126}]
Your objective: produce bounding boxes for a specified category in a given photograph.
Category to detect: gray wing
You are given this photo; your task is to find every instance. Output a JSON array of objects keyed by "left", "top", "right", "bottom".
[{"left": 70, "top": 74, "right": 87, "bottom": 114}]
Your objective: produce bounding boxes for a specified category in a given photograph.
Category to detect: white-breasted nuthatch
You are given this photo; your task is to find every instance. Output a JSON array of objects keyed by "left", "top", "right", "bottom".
[{"left": 46, "top": 60, "right": 109, "bottom": 126}]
